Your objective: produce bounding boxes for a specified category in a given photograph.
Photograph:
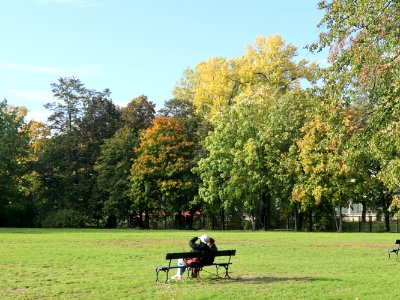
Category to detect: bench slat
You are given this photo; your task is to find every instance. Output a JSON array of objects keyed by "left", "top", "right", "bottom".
[
  {"left": 214, "top": 250, "right": 236, "bottom": 256},
  {"left": 166, "top": 252, "right": 202, "bottom": 259},
  {"left": 154, "top": 265, "right": 181, "bottom": 270},
  {"left": 165, "top": 250, "right": 236, "bottom": 260}
]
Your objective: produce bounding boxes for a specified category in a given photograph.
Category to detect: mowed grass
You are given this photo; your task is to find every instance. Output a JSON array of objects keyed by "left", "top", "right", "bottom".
[{"left": 1, "top": 228, "right": 399, "bottom": 299}]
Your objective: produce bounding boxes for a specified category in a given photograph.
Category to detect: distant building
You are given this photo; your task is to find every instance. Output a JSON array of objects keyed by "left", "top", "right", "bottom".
[{"left": 336, "top": 203, "right": 382, "bottom": 221}]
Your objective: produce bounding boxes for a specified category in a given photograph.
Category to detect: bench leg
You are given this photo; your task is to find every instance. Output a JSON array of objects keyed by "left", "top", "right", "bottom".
[
  {"left": 387, "top": 249, "right": 400, "bottom": 260},
  {"left": 215, "top": 265, "right": 230, "bottom": 278},
  {"left": 188, "top": 267, "right": 202, "bottom": 280},
  {"left": 155, "top": 269, "right": 170, "bottom": 284}
]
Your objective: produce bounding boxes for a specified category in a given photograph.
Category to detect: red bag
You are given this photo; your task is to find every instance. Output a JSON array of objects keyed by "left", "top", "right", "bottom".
[{"left": 185, "top": 257, "right": 200, "bottom": 267}]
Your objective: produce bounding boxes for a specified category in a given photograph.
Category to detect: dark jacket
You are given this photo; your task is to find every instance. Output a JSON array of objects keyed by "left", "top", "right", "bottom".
[
  {"left": 188, "top": 237, "right": 215, "bottom": 265},
  {"left": 189, "top": 236, "right": 211, "bottom": 252}
]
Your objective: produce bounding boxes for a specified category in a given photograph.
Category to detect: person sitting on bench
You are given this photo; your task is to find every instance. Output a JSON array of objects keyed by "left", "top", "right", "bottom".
[
  {"left": 171, "top": 234, "right": 216, "bottom": 280},
  {"left": 191, "top": 237, "right": 218, "bottom": 278}
]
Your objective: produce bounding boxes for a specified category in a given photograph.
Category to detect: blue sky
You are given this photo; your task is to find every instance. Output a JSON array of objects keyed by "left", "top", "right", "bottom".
[{"left": 1, "top": 0, "right": 327, "bottom": 122}]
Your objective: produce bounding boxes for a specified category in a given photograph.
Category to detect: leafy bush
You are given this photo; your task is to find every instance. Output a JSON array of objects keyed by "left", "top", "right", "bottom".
[{"left": 41, "top": 209, "right": 86, "bottom": 228}]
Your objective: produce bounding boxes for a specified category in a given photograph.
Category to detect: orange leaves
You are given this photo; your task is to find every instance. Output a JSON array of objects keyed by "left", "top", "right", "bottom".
[
  {"left": 130, "top": 115, "right": 195, "bottom": 203},
  {"left": 292, "top": 187, "right": 307, "bottom": 202}
]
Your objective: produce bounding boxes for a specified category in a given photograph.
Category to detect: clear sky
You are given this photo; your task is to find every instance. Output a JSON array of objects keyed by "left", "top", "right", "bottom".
[{"left": 1, "top": 0, "right": 327, "bottom": 122}]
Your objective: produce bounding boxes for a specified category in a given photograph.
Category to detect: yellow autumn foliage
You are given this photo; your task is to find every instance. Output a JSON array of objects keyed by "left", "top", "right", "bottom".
[{"left": 175, "top": 35, "right": 318, "bottom": 121}]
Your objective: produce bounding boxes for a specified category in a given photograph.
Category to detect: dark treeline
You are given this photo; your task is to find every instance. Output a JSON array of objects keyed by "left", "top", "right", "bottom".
[{"left": 1, "top": 0, "right": 399, "bottom": 231}]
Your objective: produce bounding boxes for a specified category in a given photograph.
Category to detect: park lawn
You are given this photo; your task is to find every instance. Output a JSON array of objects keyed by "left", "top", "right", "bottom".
[{"left": 0, "top": 228, "right": 399, "bottom": 299}]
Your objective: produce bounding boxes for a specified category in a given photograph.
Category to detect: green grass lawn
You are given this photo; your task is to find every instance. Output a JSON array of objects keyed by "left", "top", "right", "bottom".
[{"left": 1, "top": 228, "right": 399, "bottom": 299}]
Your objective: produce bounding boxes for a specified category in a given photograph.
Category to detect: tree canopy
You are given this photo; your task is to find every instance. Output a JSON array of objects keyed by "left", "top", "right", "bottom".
[{"left": 2, "top": 1, "right": 399, "bottom": 230}]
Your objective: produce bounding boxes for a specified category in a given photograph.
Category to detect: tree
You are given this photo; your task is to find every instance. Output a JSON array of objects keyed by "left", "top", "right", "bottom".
[
  {"left": 172, "top": 68, "right": 196, "bottom": 101},
  {"left": 174, "top": 35, "right": 318, "bottom": 120},
  {"left": 159, "top": 98, "right": 205, "bottom": 144},
  {"left": 38, "top": 78, "right": 122, "bottom": 226},
  {"left": 195, "top": 88, "right": 317, "bottom": 230},
  {"left": 27, "top": 120, "right": 50, "bottom": 156},
  {"left": 293, "top": 99, "right": 353, "bottom": 231},
  {"left": 0, "top": 100, "right": 30, "bottom": 226},
  {"left": 130, "top": 116, "right": 195, "bottom": 228},
  {"left": 262, "top": 89, "right": 319, "bottom": 231},
  {"left": 195, "top": 99, "right": 268, "bottom": 230},
  {"left": 121, "top": 95, "right": 156, "bottom": 134},
  {"left": 310, "top": 0, "right": 400, "bottom": 221},
  {"left": 311, "top": 0, "right": 399, "bottom": 107},
  {"left": 75, "top": 91, "right": 122, "bottom": 223},
  {"left": 45, "top": 77, "right": 87, "bottom": 134},
  {"left": 95, "top": 126, "right": 138, "bottom": 226}
]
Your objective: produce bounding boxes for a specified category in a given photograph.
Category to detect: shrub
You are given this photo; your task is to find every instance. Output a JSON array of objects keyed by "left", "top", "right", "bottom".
[{"left": 41, "top": 209, "right": 86, "bottom": 228}]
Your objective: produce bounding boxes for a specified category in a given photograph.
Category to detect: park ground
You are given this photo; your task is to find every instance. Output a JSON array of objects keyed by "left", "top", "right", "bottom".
[{"left": 1, "top": 228, "right": 399, "bottom": 299}]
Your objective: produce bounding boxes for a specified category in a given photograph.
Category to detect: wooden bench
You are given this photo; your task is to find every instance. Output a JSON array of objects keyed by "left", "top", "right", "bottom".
[
  {"left": 387, "top": 239, "right": 400, "bottom": 259},
  {"left": 154, "top": 250, "right": 236, "bottom": 283}
]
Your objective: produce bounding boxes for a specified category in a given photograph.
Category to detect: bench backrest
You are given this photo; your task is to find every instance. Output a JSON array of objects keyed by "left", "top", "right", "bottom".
[{"left": 166, "top": 250, "right": 236, "bottom": 260}]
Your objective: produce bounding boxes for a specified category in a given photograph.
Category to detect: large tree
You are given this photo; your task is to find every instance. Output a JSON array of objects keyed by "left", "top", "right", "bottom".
[
  {"left": 195, "top": 98, "right": 268, "bottom": 230},
  {"left": 75, "top": 91, "right": 122, "bottom": 223},
  {"left": 174, "top": 35, "right": 318, "bottom": 120},
  {"left": 195, "top": 88, "right": 316, "bottom": 230},
  {"left": 95, "top": 126, "right": 138, "bottom": 227},
  {"left": 0, "top": 100, "right": 30, "bottom": 226},
  {"left": 38, "top": 78, "right": 122, "bottom": 226},
  {"left": 45, "top": 77, "right": 87, "bottom": 134},
  {"left": 310, "top": 0, "right": 400, "bottom": 221},
  {"left": 130, "top": 116, "right": 195, "bottom": 228}
]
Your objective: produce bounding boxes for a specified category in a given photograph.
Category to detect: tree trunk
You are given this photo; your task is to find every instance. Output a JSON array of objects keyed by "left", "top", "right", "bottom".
[
  {"left": 262, "top": 190, "right": 271, "bottom": 230},
  {"left": 361, "top": 201, "right": 367, "bottom": 222},
  {"left": 337, "top": 207, "right": 343, "bottom": 232},
  {"left": 220, "top": 208, "right": 225, "bottom": 230},
  {"left": 294, "top": 204, "right": 303, "bottom": 231},
  {"left": 251, "top": 214, "right": 256, "bottom": 231},
  {"left": 383, "top": 193, "right": 391, "bottom": 232},
  {"left": 138, "top": 208, "right": 144, "bottom": 228},
  {"left": 384, "top": 211, "right": 391, "bottom": 232},
  {"left": 211, "top": 213, "right": 216, "bottom": 230},
  {"left": 307, "top": 209, "right": 313, "bottom": 232},
  {"left": 144, "top": 210, "right": 150, "bottom": 228}
]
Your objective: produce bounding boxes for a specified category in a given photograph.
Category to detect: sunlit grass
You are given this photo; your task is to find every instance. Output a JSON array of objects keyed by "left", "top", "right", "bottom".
[{"left": 0, "top": 228, "right": 398, "bottom": 299}]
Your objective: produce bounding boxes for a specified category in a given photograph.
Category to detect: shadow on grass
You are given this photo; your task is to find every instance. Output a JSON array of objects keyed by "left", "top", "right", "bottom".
[{"left": 207, "top": 275, "right": 341, "bottom": 284}]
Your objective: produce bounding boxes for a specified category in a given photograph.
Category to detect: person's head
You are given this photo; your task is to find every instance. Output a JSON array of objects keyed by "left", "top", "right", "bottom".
[
  {"left": 208, "top": 238, "right": 215, "bottom": 246},
  {"left": 199, "top": 234, "right": 210, "bottom": 244}
]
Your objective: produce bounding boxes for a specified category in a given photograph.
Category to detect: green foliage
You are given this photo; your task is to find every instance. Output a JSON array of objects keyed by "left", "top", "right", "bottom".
[
  {"left": 195, "top": 99, "right": 266, "bottom": 228},
  {"left": 121, "top": 95, "right": 156, "bottom": 134},
  {"left": 195, "top": 88, "right": 316, "bottom": 229},
  {"left": 0, "top": 100, "right": 30, "bottom": 226},
  {"left": 309, "top": 0, "right": 400, "bottom": 221},
  {"left": 35, "top": 78, "right": 123, "bottom": 225},
  {"left": 95, "top": 126, "right": 138, "bottom": 225},
  {"left": 312, "top": 0, "right": 399, "bottom": 104},
  {"left": 159, "top": 98, "right": 202, "bottom": 144},
  {"left": 2, "top": 11, "right": 398, "bottom": 230},
  {"left": 45, "top": 77, "right": 86, "bottom": 134},
  {"left": 41, "top": 209, "right": 86, "bottom": 228}
]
